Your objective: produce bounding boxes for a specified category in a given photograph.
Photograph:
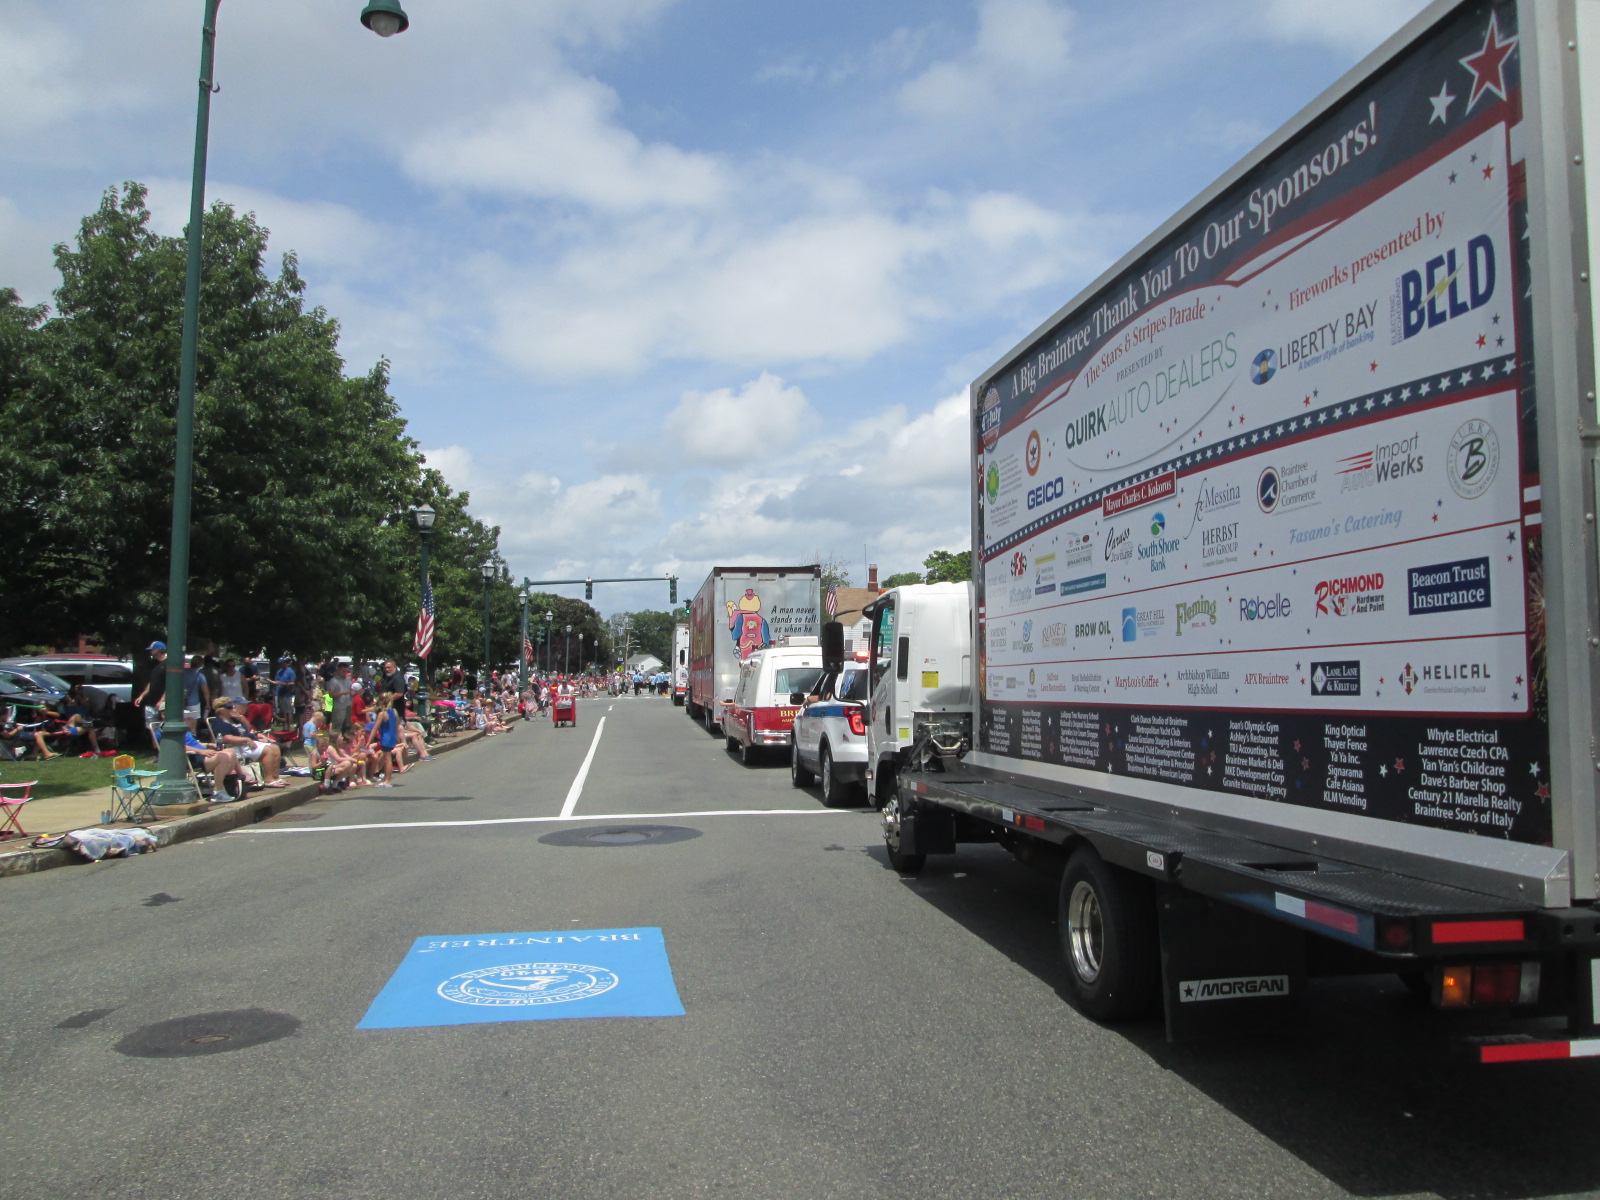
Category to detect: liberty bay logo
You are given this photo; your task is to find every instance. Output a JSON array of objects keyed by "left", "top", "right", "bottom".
[{"left": 438, "top": 962, "right": 620, "bottom": 1007}]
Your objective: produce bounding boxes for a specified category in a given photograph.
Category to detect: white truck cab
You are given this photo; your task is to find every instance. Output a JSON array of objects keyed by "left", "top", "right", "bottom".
[
  {"left": 862, "top": 583, "right": 973, "bottom": 805},
  {"left": 722, "top": 636, "right": 825, "bottom": 766}
]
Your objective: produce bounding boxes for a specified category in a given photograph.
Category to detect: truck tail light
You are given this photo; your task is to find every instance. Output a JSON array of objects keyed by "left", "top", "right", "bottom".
[
  {"left": 847, "top": 708, "right": 866, "bottom": 736},
  {"left": 1437, "top": 962, "right": 1541, "bottom": 1009}
]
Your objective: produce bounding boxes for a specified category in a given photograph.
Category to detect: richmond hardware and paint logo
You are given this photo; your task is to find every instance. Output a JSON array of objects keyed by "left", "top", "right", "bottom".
[{"left": 437, "top": 963, "right": 620, "bottom": 1007}]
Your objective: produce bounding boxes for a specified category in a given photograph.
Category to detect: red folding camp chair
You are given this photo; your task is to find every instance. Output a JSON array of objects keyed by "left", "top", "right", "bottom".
[{"left": 0, "top": 777, "right": 37, "bottom": 839}]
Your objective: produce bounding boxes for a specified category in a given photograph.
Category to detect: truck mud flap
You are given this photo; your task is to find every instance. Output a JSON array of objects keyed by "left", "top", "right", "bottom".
[
  {"left": 900, "top": 805, "right": 956, "bottom": 856},
  {"left": 1158, "top": 888, "right": 1307, "bottom": 1045}
]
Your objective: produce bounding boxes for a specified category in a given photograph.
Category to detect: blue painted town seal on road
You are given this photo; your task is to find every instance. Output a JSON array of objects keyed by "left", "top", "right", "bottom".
[{"left": 438, "top": 963, "right": 619, "bottom": 1007}]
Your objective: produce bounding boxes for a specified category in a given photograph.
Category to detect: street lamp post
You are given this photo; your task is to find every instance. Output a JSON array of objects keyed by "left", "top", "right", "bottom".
[
  {"left": 518, "top": 585, "right": 531, "bottom": 692},
  {"left": 564, "top": 624, "right": 573, "bottom": 677},
  {"left": 412, "top": 502, "right": 435, "bottom": 728},
  {"left": 543, "top": 611, "right": 553, "bottom": 676},
  {"left": 480, "top": 561, "right": 494, "bottom": 686},
  {"left": 152, "top": 0, "right": 409, "bottom": 805}
]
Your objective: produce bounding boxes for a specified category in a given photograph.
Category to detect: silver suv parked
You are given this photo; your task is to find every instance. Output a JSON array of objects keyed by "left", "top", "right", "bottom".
[{"left": 0, "top": 656, "right": 136, "bottom": 702}]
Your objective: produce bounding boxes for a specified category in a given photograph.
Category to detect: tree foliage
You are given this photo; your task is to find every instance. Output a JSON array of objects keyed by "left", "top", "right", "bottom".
[
  {"left": 610, "top": 610, "right": 678, "bottom": 664},
  {"left": 0, "top": 183, "right": 502, "bottom": 664},
  {"left": 923, "top": 549, "right": 973, "bottom": 583},
  {"left": 881, "top": 571, "right": 922, "bottom": 588}
]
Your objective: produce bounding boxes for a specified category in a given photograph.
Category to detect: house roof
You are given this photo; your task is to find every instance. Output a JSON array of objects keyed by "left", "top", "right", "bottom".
[{"left": 828, "top": 587, "right": 881, "bottom": 626}]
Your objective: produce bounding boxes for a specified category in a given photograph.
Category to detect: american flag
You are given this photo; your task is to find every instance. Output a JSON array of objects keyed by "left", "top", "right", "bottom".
[
  {"left": 414, "top": 575, "right": 435, "bottom": 659},
  {"left": 826, "top": 588, "right": 838, "bottom": 617},
  {"left": 522, "top": 636, "right": 533, "bottom": 664}
]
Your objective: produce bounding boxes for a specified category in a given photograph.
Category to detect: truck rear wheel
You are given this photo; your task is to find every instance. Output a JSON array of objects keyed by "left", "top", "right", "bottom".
[
  {"left": 1058, "top": 847, "right": 1159, "bottom": 1022},
  {"left": 738, "top": 739, "right": 760, "bottom": 766},
  {"left": 881, "top": 780, "right": 925, "bottom": 875}
]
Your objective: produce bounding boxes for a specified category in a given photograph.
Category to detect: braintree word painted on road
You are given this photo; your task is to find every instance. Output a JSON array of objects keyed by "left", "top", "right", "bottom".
[{"left": 356, "top": 927, "right": 685, "bottom": 1029}]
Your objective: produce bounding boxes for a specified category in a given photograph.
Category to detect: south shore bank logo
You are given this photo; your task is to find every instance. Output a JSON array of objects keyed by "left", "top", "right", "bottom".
[{"left": 438, "top": 963, "right": 620, "bottom": 1007}]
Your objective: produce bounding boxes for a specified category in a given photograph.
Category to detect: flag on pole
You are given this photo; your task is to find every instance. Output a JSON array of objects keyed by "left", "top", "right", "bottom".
[
  {"left": 414, "top": 575, "right": 435, "bottom": 659},
  {"left": 523, "top": 636, "right": 533, "bottom": 664},
  {"left": 825, "top": 588, "right": 838, "bottom": 618}
]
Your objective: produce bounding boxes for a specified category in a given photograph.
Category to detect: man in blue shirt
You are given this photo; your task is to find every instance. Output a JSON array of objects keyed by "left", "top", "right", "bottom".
[{"left": 273, "top": 659, "right": 297, "bottom": 723}]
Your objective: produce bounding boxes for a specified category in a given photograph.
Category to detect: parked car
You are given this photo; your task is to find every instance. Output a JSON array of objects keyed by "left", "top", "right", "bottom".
[
  {"left": 1, "top": 655, "right": 136, "bottom": 703},
  {"left": 790, "top": 662, "right": 869, "bottom": 806},
  {"left": 0, "top": 665, "right": 70, "bottom": 709}
]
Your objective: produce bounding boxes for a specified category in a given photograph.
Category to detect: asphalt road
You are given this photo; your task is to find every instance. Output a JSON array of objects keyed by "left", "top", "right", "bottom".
[{"left": 2, "top": 695, "right": 1598, "bottom": 1200}]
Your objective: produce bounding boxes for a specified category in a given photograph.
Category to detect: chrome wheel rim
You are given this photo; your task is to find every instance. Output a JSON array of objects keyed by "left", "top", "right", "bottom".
[
  {"left": 882, "top": 791, "right": 902, "bottom": 850},
  {"left": 1066, "top": 880, "right": 1104, "bottom": 984},
  {"left": 820, "top": 747, "right": 834, "bottom": 803}
]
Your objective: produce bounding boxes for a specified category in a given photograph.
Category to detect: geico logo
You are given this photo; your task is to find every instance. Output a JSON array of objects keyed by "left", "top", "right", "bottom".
[
  {"left": 1238, "top": 593, "right": 1292, "bottom": 620},
  {"left": 1027, "top": 477, "right": 1064, "bottom": 510}
]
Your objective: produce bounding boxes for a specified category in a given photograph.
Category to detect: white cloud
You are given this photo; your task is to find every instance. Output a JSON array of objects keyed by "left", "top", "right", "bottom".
[
  {"left": 900, "top": 0, "right": 1074, "bottom": 120},
  {"left": 1259, "top": 0, "right": 1428, "bottom": 56},
  {"left": 663, "top": 373, "right": 813, "bottom": 465},
  {"left": 420, "top": 445, "right": 474, "bottom": 492},
  {"left": 402, "top": 75, "right": 728, "bottom": 212},
  {"left": 143, "top": 179, "right": 384, "bottom": 269}
]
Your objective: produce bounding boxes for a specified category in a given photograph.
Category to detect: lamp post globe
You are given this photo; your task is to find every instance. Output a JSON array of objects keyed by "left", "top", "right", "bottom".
[{"left": 360, "top": 0, "right": 410, "bottom": 37}]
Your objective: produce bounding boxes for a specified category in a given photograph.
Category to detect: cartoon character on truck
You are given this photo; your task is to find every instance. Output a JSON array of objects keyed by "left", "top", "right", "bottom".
[{"left": 726, "top": 589, "right": 770, "bottom": 660}]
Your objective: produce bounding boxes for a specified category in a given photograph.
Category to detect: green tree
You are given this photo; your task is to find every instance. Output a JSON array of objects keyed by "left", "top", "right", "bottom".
[
  {"left": 881, "top": 571, "right": 922, "bottom": 587},
  {"left": 0, "top": 183, "right": 487, "bottom": 663},
  {"left": 523, "top": 593, "right": 606, "bottom": 676},
  {"left": 923, "top": 549, "right": 972, "bottom": 583},
  {"left": 612, "top": 609, "right": 677, "bottom": 664}
]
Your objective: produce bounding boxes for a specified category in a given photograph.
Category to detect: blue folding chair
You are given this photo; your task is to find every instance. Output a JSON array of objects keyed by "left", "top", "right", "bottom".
[{"left": 109, "top": 754, "right": 163, "bottom": 822}]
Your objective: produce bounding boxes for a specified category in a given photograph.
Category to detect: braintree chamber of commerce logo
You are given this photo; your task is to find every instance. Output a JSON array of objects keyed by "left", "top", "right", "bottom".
[{"left": 437, "top": 963, "right": 620, "bottom": 1007}]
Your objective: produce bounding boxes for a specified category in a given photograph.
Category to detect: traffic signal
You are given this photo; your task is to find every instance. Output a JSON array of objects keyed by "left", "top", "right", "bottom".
[
  {"left": 585, "top": 578, "right": 593, "bottom": 600},
  {"left": 669, "top": 576, "right": 677, "bottom": 604}
]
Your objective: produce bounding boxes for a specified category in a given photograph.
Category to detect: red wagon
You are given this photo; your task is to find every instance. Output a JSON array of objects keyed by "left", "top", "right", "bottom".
[{"left": 551, "top": 691, "right": 577, "bottom": 728}]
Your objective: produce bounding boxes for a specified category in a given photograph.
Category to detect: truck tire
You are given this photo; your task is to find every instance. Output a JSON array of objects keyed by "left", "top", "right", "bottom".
[
  {"left": 790, "top": 746, "right": 815, "bottom": 787},
  {"left": 819, "top": 743, "right": 853, "bottom": 808},
  {"left": 881, "top": 779, "right": 925, "bottom": 875},
  {"left": 738, "top": 739, "right": 760, "bottom": 766},
  {"left": 1058, "top": 847, "right": 1159, "bottom": 1022}
]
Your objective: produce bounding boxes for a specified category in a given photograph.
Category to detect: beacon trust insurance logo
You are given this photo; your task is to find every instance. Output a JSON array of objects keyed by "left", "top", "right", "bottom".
[{"left": 438, "top": 963, "right": 620, "bottom": 1007}]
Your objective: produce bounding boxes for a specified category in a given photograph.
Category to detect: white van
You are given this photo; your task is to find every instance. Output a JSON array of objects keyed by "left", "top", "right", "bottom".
[{"left": 721, "top": 638, "right": 824, "bottom": 766}]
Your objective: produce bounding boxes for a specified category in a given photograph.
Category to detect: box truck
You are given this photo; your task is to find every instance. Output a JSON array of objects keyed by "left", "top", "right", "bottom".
[
  {"left": 687, "top": 566, "right": 822, "bottom": 735},
  {"left": 857, "top": 0, "right": 1600, "bottom": 1059}
]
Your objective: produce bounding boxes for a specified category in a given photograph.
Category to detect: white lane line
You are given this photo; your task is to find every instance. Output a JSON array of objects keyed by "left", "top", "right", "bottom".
[
  {"left": 560, "top": 716, "right": 606, "bottom": 819},
  {"left": 242, "top": 808, "right": 859, "bottom": 834}
]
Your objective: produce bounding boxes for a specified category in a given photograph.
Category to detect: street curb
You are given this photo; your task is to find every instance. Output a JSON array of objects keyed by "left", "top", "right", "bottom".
[{"left": 0, "top": 728, "right": 492, "bottom": 879}]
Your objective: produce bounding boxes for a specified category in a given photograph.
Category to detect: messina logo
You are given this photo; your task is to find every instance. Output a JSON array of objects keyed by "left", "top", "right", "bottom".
[
  {"left": 1314, "top": 572, "right": 1385, "bottom": 616},
  {"left": 1393, "top": 235, "right": 1496, "bottom": 342}
]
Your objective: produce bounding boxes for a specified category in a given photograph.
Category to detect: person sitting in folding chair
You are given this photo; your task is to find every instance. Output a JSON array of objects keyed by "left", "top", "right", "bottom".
[
  {"left": 1, "top": 704, "right": 58, "bottom": 760},
  {"left": 153, "top": 722, "right": 246, "bottom": 801},
  {"left": 207, "top": 700, "right": 287, "bottom": 788}
]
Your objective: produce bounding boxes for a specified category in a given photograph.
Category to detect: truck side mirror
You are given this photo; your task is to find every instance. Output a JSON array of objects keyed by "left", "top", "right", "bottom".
[{"left": 821, "top": 621, "right": 845, "bottom": 672}]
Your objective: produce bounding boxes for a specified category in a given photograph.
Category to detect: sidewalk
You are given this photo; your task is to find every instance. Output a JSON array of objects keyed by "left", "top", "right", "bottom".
[{"left": 0, "top": 726, "right": 492, "bottom": 879}]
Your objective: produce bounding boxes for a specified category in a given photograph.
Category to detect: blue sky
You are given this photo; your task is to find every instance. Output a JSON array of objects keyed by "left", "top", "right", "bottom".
[{"left": 1, "top": 0, "right": 1430, "bottom": 615}]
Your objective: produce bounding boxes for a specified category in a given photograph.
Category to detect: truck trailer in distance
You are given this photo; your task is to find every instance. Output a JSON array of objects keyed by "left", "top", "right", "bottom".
[{"left": 687, "top": 565, "right": 822, "bottom": 735}]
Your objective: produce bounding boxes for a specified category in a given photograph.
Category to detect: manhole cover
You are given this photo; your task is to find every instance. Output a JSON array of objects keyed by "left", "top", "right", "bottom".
[
  {"left": 114, "top": 1008, "right": 301, "bottom": 1058},
  {"left": 538, "top": 824, "right": 701, "bottom": 848}
]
